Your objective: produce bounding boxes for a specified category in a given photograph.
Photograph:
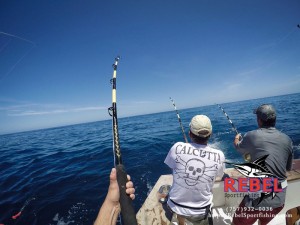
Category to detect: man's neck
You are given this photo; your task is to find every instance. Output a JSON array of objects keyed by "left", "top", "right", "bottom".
[{"left": 193, "top": 141, "right": 208, "bottom": 145}]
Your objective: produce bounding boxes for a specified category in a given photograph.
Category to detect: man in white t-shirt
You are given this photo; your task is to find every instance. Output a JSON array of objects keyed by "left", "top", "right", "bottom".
[{"left": 164, "top": 115, "right": 226, "bottom": 225}]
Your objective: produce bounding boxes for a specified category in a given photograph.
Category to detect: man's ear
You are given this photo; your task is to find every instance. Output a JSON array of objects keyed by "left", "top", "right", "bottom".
[
  {"left": 188, "top": 131, "right": 194, "bottom": 142},
  {"left": 257, "top": 117, "right": 263, "bottom": 127}
]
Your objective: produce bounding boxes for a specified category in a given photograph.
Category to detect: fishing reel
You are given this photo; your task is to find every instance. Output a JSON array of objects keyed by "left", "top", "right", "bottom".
[{"left": 244, "top": 153, "right": 251, "bottom": 162}]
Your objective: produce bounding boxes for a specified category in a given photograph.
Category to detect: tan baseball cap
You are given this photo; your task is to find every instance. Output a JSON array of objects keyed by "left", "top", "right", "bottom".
[{"left": 189, "top": 115, "right": 212, "bottom": 138}]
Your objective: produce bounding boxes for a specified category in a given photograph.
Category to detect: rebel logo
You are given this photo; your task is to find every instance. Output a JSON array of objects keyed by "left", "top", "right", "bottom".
[{"left": 224, "top": 155, "right": 283, "bottom": 205}]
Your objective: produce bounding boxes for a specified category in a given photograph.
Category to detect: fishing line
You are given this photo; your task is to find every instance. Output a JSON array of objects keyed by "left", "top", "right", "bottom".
[
  {"left": 243, "top": 24, "right": 299, "bottom": 76},
  {"left": 107, "top": 56, "right": 137, "bottom": 225},
  {"left": 0, "top": 45, "right": 35, "bottom": 83},
  {"left": 0, "top": 197, "right": 36, "bottom": 225},
  {"left": 169, "top": 97, "right": 188, "bottom": 143},
  {"left": 0, "top": 32, "right": 36, "bottom": 83},
  {"left": 11, "top": 197, "right": 36, "bottom": 220},
  {"left": 0, "top": 39, "right": 12, "bottom": 53},
  {"left": 272, "top": 26, "right": 298, "bottom": 46},
  {"left": 0, "top": 32, "right": 36, "bottom": 46}
]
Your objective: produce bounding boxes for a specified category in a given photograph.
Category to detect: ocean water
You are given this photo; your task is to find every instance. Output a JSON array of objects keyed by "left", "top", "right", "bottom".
[{"left": 0, "top": 93, "right": 299, "bottom": 225}]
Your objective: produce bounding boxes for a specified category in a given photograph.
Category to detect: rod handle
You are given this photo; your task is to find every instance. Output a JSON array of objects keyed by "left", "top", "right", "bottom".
[{"left": 116, "top": 164, "right": 138, "bottom": 225}]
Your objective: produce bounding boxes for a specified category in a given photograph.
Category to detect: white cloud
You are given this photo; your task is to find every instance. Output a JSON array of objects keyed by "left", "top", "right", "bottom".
[
  {"left": 131, "top": 100, "right": 155, "bottom": 104},
  {"left": 5, "top": 105, "right": 106, "bottom": 116},
  {"left": 226, "top": 83, "right": 242, "bottom": 90}
]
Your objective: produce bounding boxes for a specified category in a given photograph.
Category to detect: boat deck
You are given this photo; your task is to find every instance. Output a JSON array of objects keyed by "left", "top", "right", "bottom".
[{"left": 136, "top": 159, "right": 300, "bottom": 225}]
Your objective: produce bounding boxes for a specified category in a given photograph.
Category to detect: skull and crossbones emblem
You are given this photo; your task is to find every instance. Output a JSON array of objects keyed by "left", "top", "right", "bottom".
[{"left": 174, "top": 155, "right": 218, "bottom": 186}]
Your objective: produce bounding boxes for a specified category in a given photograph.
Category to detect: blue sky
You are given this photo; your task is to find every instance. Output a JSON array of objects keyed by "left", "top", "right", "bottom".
[{"left": 0, "top": 1, "right": 300, "bottom": 134}]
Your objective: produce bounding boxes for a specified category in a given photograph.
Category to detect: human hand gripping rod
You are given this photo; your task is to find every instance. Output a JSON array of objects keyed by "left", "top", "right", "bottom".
[{"left": 108, "top": 56, "right": 138, "bottom": 225}]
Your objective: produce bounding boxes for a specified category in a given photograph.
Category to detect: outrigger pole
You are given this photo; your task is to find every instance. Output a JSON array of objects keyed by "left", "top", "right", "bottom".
[
  {"left": 170, "top": 97, "right": 188, "bottom": 143},
  {"left": 108, "top": 56, "right": 138, "bottom": 225}
]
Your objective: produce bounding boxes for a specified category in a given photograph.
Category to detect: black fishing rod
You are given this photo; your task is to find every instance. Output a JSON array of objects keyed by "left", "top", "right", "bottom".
[
  {"left": 170, "top": 97, "right": 188, "bottom": 143},
  {"left": 108, "top": 56, "right": 137, "bottom": 225}
]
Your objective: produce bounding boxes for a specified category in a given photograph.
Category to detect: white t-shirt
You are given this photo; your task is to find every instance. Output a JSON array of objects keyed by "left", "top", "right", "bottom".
[{"left": 164, "top": 142, "right": 225, "bottom": 216}]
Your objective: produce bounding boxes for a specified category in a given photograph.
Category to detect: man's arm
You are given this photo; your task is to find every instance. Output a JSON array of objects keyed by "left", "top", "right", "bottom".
[
  {"left": 233, "top": 132, "right": 253, "bottom": 155},
  {"left": 94, "top": 168, "right": 135, "bottom": 225},
  {"left": 94, "top": 196, "right": 120, "bottom": 225},
  {"left": 286, "top": 141, "right": 294, "bottom": 171},
  {"left": 217, "top": 153, "right": 227, "bottom": 180}
]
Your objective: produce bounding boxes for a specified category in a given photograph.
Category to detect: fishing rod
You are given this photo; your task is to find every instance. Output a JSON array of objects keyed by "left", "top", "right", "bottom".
[
  {"left": 216, "top": 104, "right": 239, "bottom": 135},
  {"left": 216, "top": 103, "right": 252, "bottom": 162},
  {"left": 169, "top": 97, "right": 188, "bottom": 143},
  {"left": 108, "top": 56, "right": 137, "bottom": 225}
]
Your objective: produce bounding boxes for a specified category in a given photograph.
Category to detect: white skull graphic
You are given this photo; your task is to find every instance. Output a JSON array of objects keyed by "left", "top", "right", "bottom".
[{"left": 185, "top": 159, "right": 205, "bottom": 186}]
